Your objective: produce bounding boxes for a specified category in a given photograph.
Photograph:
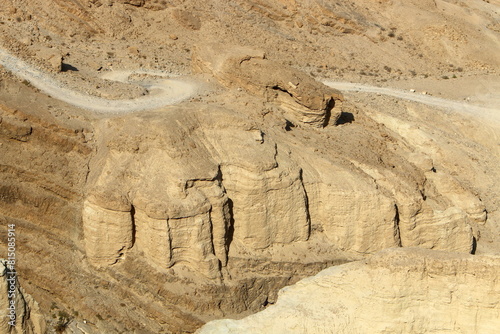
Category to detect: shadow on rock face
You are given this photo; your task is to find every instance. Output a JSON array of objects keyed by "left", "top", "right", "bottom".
[
  {"left": 336, "top": 111, "right": 355, "bottom": 125},
  {"left": 61, "top": 63, "right": 79, "bottom": 72}
]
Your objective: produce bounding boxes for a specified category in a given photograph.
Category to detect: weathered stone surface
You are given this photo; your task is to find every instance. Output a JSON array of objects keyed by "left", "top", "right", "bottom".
[
  {"left": 172, "top": 9, "right": 202, "bottom": 30},
  {"left": 192, "top": 43, "right": 344, "bottom": 127},
  {"left": 1, "top": 0, "right": 499, "bottom": 333},
  {"left": 83, "top": 108, "right": 314, "bottom": 278},
  {"left": 303, "top": 164, "right": 400, "bottom": 253},
  {"left": 0, "top": 260, "right": 46, "bottom": 334},
  {"left": 83, "top": 201, "right": 134, "bottom": 266},
  {"left": 116, "top": 0, "right": 145, "bottom": 7},
  {"left": 35, "top": 47, "right": 62, "bottom": 72},
  {"left": 2, "top": 67, "right": 492, "bottom": 332},
  {"left": 82, "top": 102, "right": 480, "bottom": 282},
  {"left": 197, "top": 248, "right": 500, "bottom": 334}
]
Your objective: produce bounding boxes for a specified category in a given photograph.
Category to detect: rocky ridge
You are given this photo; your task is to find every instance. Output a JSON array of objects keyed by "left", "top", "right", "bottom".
[
  {"left": 1, "top": 45, "right": 496, "bottom": 332},
  {"left": 82, "top": 47, "right": 486, "bottom": 285}
]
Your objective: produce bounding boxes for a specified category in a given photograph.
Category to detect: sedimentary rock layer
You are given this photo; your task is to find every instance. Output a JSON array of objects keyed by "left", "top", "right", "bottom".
[
  {"left": 192, "top": 44, "right": 344, "bottom": 127},
  {"left": 198, "top": 248, "right": 500, "bottom": 334}
]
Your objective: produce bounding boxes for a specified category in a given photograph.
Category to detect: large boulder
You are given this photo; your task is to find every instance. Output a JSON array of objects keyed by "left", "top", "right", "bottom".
[{"left": 192, "top": 43, "right": 344, "bottom": 127}]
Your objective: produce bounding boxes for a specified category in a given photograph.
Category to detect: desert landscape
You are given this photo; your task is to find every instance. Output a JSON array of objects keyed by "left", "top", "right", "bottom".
[{"left": 0, "top": 0, "right": 499, "bottom": 333}]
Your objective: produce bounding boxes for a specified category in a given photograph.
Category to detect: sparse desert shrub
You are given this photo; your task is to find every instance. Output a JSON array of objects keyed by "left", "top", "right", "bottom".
[
  {"left": 54, "top": 311, "right": 71, "bottom": 333},
  {"left": 21, "top": 79, "right": 34, "bottom": 88},
  {"left": 54, "top": 321, "right": 69, "bottom": 333}
]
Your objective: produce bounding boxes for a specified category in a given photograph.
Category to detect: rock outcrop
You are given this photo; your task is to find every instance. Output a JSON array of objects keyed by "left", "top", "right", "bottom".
[
  {"left": 0, "top": 0, "right": 499, "bottom": 333},
  {"left": 0, "top": 260, "right": 46, "bottom": 334},
  {"left": 2, "top": 55, "right": 491, "bottom": 332},
  {"left": 197, "top": 248, "right": 500, "bottom": 334},
  {"left": 82, "top": 99, "right": 481, "bottom": 281},
  {"left": 192, "top": 44, "right": 344, "bottom": 127},
  {"left": 83, "top": 107, "right": 313, "bottom": 279}
]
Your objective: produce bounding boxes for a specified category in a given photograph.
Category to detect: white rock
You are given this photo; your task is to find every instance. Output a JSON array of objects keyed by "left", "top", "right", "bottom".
[{"left": 197, "top": 248, "right": 500, "bottom": 334}]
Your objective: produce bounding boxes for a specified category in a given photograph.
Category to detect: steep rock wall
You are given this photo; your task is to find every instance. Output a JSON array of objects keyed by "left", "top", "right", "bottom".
[{"left": 82, "top": 100, "right": 481, "bottom": 281}]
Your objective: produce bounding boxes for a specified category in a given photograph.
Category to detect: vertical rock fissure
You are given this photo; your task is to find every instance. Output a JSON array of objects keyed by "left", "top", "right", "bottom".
[
  {"left": 130, "top": 204, "right": 136, "bottom": 248},
  {"left": 299, "top": 168, "right": 312, "bottom": 239},
  {"left": 394, "top": 204, "right": 402, "bottom": 247}
]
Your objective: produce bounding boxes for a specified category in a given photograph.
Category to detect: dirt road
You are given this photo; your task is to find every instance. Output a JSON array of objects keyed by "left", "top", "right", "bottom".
[
  {"left": 1, "top": 48, "right": 497, "bottom": 121},
  {"left": 0, "top": 48, "right": 199, "bottom": 113},
  {"left": 323, "top": 80, "right": 500, "bottom": 124}
]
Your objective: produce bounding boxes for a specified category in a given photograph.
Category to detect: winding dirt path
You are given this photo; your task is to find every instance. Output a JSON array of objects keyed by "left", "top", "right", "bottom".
[
  {"left": 1, "top": 47, "right": 497, "bottom": 121},
  {"left": 0, "top": 48, "right": 199, "bottom": 113},
  {"left": 323, "top": 80, "right": 500, "bottom": 124}
]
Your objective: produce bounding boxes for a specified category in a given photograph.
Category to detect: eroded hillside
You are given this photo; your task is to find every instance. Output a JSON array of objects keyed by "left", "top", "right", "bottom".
[{"left": 0, "top": 0, "right": 499, "bottom": 333}]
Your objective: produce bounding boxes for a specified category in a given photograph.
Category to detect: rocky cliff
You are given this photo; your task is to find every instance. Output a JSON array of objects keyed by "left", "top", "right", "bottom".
[
  {"left": 198, "top": 248, "right": 500, "bottom": 333},
  {"left": 0, "top": 0, "right": 499, "bottom": 333},
  {"left": 1, "top": 47, "right": 496, "bottom": 331},
  {"left": 82, "top": 49, "right": 486, "bottom": 285}
]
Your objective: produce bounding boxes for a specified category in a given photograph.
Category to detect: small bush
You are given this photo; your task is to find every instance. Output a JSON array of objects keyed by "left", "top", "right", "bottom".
[
  {"left": 55, "top": 310, "right": 71, "bottom": 333},
  {"left": 55, "top": 321, "right": 69, "bottom": 334},
  {"left": 441, "top": 75, "right": 449, "bottom": 80}
]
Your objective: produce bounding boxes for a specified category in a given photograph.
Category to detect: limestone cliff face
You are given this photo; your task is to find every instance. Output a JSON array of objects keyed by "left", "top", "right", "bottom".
[
  {"left": 0, "top": 261, "right": 46, "bottom": 334},
  {"left": 79, "top": 49, "right": 487, "bottom": 287},
  {"left": 82, "top": 108, "right": 313, "bottom": 279},
  {"left": 82, "top": 100, "right": 482, "bottom": 281},
  {"left": 1, "top": 61, "right": 490, "bottom": 332},
  {"left": 197, "top": 248, "right": 500, "bottom": 334}
]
